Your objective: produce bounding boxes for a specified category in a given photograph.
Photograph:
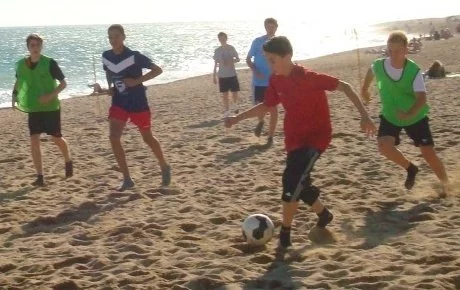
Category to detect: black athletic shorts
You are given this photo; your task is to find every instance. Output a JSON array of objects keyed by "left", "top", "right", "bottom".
[
  {"left": 378, "top": 115, "right": 434, "bottom": 147},
  {"left": 253, "top": 86, "right": 267, "bottom": 104},
  {"left": 218, "top": 76, "right": 240, "bottom": 93},
  {"left": 28, "top": 110, "right": 62, "bottom": 137},
  {"left": 282, "top": 147, "right": 321, "bottom": 204}
]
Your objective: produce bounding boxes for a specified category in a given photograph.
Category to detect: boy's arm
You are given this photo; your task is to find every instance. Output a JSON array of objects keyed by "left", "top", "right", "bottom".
[
  {"left": 233, "top": 47, "right": 240, "bottom": 63},
  {"left": 361, "top": 67, "right": 374, "bottom": 104},
  {"left": 398, "top": 92, "right": 427, "bottom": 120},
  {"left": 124, "top": 63, "right": 163, "bottom": 87},
  {"left": 213, "top": 61, "right": 218, "bottom": 84},
  {"left": 336, "top": 80, "right": 376, "bottom": 136},
  {"left": 225, "top": 103, "right": 268, "bottom": 128},
  {"left": 12, "top": 80, "right": 18, "bottom": 108},
  {"left": 246, "top": 41, "right": 255, "bottom": 70}
]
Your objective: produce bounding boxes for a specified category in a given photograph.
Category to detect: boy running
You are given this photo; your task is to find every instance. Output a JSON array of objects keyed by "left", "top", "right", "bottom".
[
  {"left": 103, "top": 24, "right": 171, "bottom": 191},
  {"left": 361, "top": 31, "right": 449, "bottom": 194},
  {"left": 226, "top": 36, "right": 376, "bottom": 248},
  {"left": 213, "top": 32, "right": 241, "bottom": 117},
  {"left": 12, "top": 33, "right": 73, "bottom": 186},
  {"left": 246, "top": 18, "right": 279, "bottom": 145}
]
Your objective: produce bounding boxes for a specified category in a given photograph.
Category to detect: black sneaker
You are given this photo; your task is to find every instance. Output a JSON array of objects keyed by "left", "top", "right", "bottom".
[
  {"left": 267, "top": 136, "right": 274, "bottom": 147},
  {"left": 32, "top": 175, "right": 45, "bottom": 186},
  {"left": 404, "top": 163, "right": 419, "bottom": 190},
  {"left": 254, "top": 121, "right": 264, "bottom": 137},
  {"left": 65, "top": 161, "right": 73, "bottom": 178},
  {"left": 279, "top": 226, "right": 292, "bottom": 248},
  {"left": 317, "top": 208, "right": 334, "bottom": 228}
]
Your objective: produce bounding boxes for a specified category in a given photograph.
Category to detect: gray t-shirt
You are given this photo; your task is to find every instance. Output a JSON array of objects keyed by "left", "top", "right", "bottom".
[{"left": 213, "top": 45, "right": 239, "bottom": 78}]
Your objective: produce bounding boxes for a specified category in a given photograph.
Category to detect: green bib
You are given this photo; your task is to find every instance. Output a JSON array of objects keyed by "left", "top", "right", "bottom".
[
  {"left": 373, "top": 58, "right": 429, "bottom": 126},
  {"left": 15, "top": 55, "right": 60, "bottom": 112}
]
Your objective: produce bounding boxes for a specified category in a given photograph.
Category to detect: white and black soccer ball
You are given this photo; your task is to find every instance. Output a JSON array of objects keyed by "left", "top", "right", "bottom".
[{"left": 242, "top": 214, "right": 275, "bottom": 246}]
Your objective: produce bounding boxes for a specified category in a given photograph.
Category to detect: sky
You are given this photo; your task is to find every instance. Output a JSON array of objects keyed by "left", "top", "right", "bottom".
[{"left": 1, "top": 0, "right": 459, "bottom": 27}]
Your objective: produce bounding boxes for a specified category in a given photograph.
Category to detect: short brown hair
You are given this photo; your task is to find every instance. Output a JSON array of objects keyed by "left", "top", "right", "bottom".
[
  {"left": 26, "top": 33, "right": 43, "bottom": 47},
  {"left": 218, "top": 32, "right": 227, "bottom": 39},
  {"left": 387, "top": 31, "right": 408, "bottom": 46},
  {"left": 108, "top": 24, "right": 125, "bottom": 35},
  {"left": 264, "top": 18, "right": 278, "bottom": 26}
]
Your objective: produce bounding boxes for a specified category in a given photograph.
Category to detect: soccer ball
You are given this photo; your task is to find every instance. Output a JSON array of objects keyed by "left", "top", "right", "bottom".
[{"left": 242, "top": 214, "right": 275, "bottom": 246}]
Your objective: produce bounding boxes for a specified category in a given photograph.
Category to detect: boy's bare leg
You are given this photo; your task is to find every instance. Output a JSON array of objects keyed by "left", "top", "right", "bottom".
[
  {"left": 31, "top": 134, "right": 44, "bottom": 186},
  {"left": 140, "top": 129, "right": 171, "bottom": 186},
  {"left": 378, "top": 136, "right": 418, "bottom": 189},
  {"left": 109, "top": 119, "right": 133, "bottom": 190},
  {"left": 420, "top": 145, "right": 449, "bottom": 194},
  {"left": 52, "top": 136, "right": 73, "bottom": 177}
]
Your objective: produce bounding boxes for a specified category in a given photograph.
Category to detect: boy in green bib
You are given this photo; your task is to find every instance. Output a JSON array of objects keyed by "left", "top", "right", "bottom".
[
  {"left": 362, "top": 31, "right": 449, "bottom": 194},
  {"left": 12, "top": 34, "right": 72, "bottom": 186}
]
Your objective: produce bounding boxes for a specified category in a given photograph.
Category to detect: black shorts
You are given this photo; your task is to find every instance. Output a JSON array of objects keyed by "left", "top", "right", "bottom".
[
  {"left": 218, "top": 76, "right": 240, "bottom": 93},
  {"left": 28, "top": 110, "right": 62, "bottom": 137},
  {"left": 378, "top": 115, "right": 434, "bottom": 147},
  {"left": 253, "top": 86, "right": 267, "bottom": 104},
  {"left": 282, "top": 147, "right": 321, "bottom": 205}
]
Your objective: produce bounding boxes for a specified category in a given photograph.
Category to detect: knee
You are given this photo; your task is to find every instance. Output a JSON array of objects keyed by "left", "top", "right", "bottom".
[
  {"left": 109, "top": 134, "right": 121, "bottom": 144},
  {"left": 378, "top": 139, "right": 394, "bottom": 155},
  {"left": 299, "top": 185, "right": 320, "bottom": 206},
  {"left": 420, "top": 146, "right": 436, "bottom": 159},
  {"left": 30, "top": 134, "right": 40, "bottom": 144}
]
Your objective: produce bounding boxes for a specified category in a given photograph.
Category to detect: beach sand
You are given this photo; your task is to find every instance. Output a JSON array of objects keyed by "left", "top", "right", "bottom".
[{"left": 1, "top": 20, "right": 460, "bottom": 289}]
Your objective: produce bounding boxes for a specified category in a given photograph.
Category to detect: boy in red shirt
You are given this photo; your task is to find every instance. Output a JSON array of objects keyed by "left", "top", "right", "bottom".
[{"left": 226, "top": 36, "right": 376, "bottom": 248}]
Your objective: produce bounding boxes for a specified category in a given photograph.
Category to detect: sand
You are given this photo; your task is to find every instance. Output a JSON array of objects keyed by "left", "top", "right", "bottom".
[{"left": 1, "top": 20, "right": 460, "bottom": 290}]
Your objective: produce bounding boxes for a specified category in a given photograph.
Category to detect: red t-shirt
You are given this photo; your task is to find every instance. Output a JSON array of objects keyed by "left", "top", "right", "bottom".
[{"left": 264, "top": 64, "right": 339, "bottom": 153}]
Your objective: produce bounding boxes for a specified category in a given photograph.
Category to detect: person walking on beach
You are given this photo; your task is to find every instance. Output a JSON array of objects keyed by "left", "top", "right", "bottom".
[
  {"left": 103, "top": 24, "right": 171, "bottom": 191},
  {"left": 227, "top": 36, "right": 376, "bottom": 248},
  {"left": 246, "top": 17, "right": 279, "bottom": 145},
  {"left": 213, "top": 32, "right": 241, "bottom": 117},
  {"left": 12, "top": 33, "right": 73, "bottom": 186},
  {"left": 361, "top": 31, "right": 449, "bottom": 195}
]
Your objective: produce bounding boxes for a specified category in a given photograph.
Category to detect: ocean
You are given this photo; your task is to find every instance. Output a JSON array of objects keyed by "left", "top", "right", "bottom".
[{"left": 0, "top": 21, "right": 388, "bottom": 107}]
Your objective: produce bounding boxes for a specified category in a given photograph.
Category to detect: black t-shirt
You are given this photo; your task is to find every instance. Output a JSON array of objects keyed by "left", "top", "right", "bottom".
[{"left": 16, "top": 57, "right": 65, "bottom": 81}]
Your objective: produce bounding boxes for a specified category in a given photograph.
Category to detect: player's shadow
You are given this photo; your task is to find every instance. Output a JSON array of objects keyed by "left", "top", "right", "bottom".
[
  {"left": 187, "top": 119, "right": 221, "bottom": 129},
  {"left": 0, "top": 187, "right": 36, "bottom": 204},
  {"left": 341, "top": 199, "right": 441, "bottom": 249},
  {"left": 220, "top": 143, "right": 271, "bottom": 164},
  {"left": 7, "top": 191, "right": 143, "bottom": 240},
  {"left": 242, "top": 227, "right": 336, "bottom": 289}
]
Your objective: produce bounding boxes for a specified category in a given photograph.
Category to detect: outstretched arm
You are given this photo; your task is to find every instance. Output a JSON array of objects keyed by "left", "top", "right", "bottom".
[
  {"left": 361, "top": 67, "right": 374, "bottom": 104},
  {"left": 225, "top": 103, "right": 268, "bottom": 128},
  {"left": 336, "top": 80, "right": 376, "bottom": 136}
]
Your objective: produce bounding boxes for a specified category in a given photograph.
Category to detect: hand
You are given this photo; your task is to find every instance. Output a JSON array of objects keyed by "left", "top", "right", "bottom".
[
  {"left": 396, "top": 110, "right": 411, "bottom": 120},
  {"left": 123, "top": 77, "right": 141, "bottom": 87},
  {"left": 361, "top": 89, "right": 371, "bottom": 104},
  {"left": 360, "top": 116, "right": 377, "bottom": 137},
  {"left": 39, "top": 94, "right": 53, "bottom": 104},
  {"left": 213, "top": 76, "right": 217, "bottom": 85},
  {"left": 225, "top": 116, "right": 238, "bottom": 128}
]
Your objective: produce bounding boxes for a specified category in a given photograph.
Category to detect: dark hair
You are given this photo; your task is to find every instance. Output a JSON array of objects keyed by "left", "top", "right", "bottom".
[
  {"left": 217, "top": 32, "right": 227, "bottom": 39},
  {"left": 387, "top": 31, "right": 408, "bottom": 46},
  {"left": 26, "top": 33, "right": 43, "bottom": 47},
  {"left": 263, "top": 36, "right": 293, "bottom": 57},
  {"left": 264, "top": 18, "right": 278, "bottom": 26},
  {"left": 108, "top": 24, "right": 125, "bottom": 35}
]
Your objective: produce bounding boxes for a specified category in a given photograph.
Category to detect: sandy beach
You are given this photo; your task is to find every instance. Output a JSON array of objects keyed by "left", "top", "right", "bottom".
[{"left": 1, "top": 18, "right": 460, "bottom": 289}]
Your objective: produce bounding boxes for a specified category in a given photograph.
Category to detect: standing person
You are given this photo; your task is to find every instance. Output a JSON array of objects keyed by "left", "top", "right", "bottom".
[
  {"left": 12, "top": 33, "right": 73, "bottom": 186},
  {"left": 227, "top": 36, "right": 376, "bottom": 248},
  {"left": 361, "top": 31, "right": 449, "bottom": 194},
  {"left": 103, "top": 24, "right": 171, "bottom": 191},
  {"left": 246, "top": 18, "right": 279, "bottom": 145},
  {"left": 213, "top": 32, "right": 241, "bottom": 117}
]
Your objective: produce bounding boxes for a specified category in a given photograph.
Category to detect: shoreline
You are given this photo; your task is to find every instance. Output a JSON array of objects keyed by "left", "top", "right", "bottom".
[{"left": 1, "top": 15, "right": 458, "bottom": 108}]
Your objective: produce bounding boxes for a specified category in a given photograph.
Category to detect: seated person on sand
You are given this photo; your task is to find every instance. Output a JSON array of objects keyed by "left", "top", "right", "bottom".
[
  {"left": 408, "top": 38, "right": 422, "bottom": 53},
  {"left": 424, "top": 60, "right": 447, "bottom": 78},
  {"left": 88, "top": 82, "right": 110, "bottom": 95}
]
